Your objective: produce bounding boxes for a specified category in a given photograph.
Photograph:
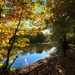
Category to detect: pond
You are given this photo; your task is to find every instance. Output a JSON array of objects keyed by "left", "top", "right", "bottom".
[{"left": 2, "top": 44, "right": 57, "bottom": 68}]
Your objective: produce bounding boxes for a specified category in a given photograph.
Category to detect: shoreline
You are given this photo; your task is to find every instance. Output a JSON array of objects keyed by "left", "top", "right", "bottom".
[
  {"left": 11, "top": 44, "right": 75, "bottom": 75},
  {"left": 17, "top": 46, "right": 57, "bottom": 74},
  {"left": 17, "top": 55, "right": 56, "bottom": 75}
]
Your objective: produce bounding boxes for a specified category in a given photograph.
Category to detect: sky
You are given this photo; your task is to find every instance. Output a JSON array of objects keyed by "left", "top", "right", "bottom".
[{"left": 42, "top": 29, "right": 50, "bottom": 34}]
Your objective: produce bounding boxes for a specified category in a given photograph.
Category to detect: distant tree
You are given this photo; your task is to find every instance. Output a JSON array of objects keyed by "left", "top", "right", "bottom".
[
  {"left": 25, "top": 32, "right": 46, "bottom": 43},
  {"left": 35, "top": 32, "right": 46, "bottom": 43}
]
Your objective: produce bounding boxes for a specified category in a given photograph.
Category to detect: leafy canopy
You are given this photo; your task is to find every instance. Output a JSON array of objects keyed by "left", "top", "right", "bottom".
[{"left": 0, "top": 0, "right": 51, "bottom": 67}]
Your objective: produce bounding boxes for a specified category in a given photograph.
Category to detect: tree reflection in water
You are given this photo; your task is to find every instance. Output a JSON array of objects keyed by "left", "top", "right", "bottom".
[
  {"left": 1, "top": 44, "right": 56, "bottom": 68},
  {"left": 23, "top": 44, "right": 52, "bottom": 54}
]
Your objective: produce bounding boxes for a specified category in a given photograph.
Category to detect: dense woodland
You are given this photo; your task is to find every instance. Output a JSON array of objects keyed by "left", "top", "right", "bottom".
[{"left": 0, "top": 0, "right": 75, "bottom": 75}]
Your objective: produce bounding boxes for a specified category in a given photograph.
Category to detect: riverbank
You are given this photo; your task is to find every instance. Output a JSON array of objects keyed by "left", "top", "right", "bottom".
[{"left": 12, "top": 44, "right": 75, "bottom": 75}]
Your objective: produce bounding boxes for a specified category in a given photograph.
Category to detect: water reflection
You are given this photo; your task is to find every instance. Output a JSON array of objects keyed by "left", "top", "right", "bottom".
[
  {"left": 11, "top": 44, "right": 56, "bottom": 68},
  {"left": 23, "top": 44, "right": 52, "bottom": 54}
]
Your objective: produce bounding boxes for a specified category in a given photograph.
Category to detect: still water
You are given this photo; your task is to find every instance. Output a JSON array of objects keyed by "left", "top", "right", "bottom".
[{"left": 4, "top": 44, "right": 57, "bottom": 68}]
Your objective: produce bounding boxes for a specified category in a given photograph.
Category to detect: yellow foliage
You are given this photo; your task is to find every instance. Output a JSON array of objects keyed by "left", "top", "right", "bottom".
[
  {"left": 18, "top": 31, "right": 25, "bottom": 35},
  {"left": 0, "top": 63, "right": 3, "bottom": 67},
  {"left": 10, "top": 55, "right": 18, "bottom": 60},
  {"left": 41, "top": 8, "right": 46, "bottom": 13},
  {"left": 21, "top": 24, "right": 26, "bottom": 28},
  {"left": 0, "top": 24, "right": 3, "bottom": 28},
  {"left": 2, "top": 49, "right": 5, "bottom": 53},
  {"left": 0, "top": 0, "right": 4, "bottom": 5},
  {"left": 16, "top": 32, "right": 20, "bottom": 35},
  {"left": 26, "top": 0, "right": 32, "bottom": 3},
  {"left": 2, "top": 40, "right": 5, "bottom": 45},
  {"left": 25, "top": 43, "right": 29, "bottom": 46},
  {"left": 6, "top": 39, "right": 9, "bottom": 43},
  {"left": 17, "top": 44, "right": 20, "bottom": 46},
  {"left": 0, "top": 0, "right": 50, "bottom": 61},
  {"left": 18, "top": 50, "right": 23, "bottom": 53},
  {"left": 2, "top": 49, "right": 7, "bottom": 55},
  {"left": 52, "top": 4, "right": 55, "bottom": 8},
  {"left": 0, "top": 29, "right": 1, "bottom": 32},
  {"left": 49, "top": 13, "right": 54, "bottom": 18},
  {"left": 23, "top": 38, "right": 30, "bottom": 42},
  {"left": 0, "top": 54, "right": 3, "bottom": 60}
]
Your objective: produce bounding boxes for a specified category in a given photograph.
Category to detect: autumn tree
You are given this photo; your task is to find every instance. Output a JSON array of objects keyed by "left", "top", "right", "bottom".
[{"left": 0, "top": 0, "right": 50, "bottom": 73}]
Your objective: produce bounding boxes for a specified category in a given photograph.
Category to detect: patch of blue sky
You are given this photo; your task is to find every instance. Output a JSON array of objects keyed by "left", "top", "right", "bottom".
[
  {"left": 35, "top": 1, "right": 46, "bottom": 13},
  {"left": 32, "top": 0, "right": 36, "bottom": 2},
  {"left": 26, "top": 24, "right": 32, "bottom": 28},
  {"left": 19, "top": 20, "right": 30, "bottom": 28},
  {"left": 26, "top": 24, "right": 37, "bottom": 29},
  {"left": 26, "top": 20, "right": 39, "bottom": 28},
  {"left": 35, "top": 4, "right": 46, "bottom": 13},
  {"left": 20, "top": 20, "right": 24, "bottom": 24},
  {"left": 40, "top": 0, "right": 46, "bottom": 2},
  {"left": 25, "top": 20, "right": 32, "bottom": 28},
  {"left": 36, "top": 6, "right": 41, "bottom": 13},
  {"left": 26, "top": 20, "right": 32, "bottom": 28}
]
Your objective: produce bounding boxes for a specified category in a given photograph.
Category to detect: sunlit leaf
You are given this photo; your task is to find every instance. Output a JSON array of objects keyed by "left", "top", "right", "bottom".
[
  {"left": 0, "top": 54, "right": 3, "bottom": 60},
  {"left": 0, "top": 63, "right": 3, "bottom": 67}
]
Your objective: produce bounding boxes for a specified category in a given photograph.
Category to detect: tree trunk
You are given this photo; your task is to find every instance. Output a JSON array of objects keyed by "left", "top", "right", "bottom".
[{"left": 0, "top": 6, "right": 2, "bottom": 18}]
